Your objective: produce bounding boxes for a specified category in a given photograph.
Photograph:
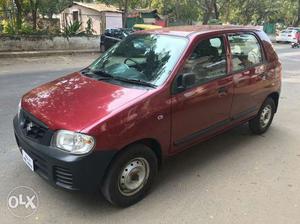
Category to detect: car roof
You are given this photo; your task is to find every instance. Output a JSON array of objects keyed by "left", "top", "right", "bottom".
[{"left": 141, "top": 25, "right": 261, "bottom": 38}]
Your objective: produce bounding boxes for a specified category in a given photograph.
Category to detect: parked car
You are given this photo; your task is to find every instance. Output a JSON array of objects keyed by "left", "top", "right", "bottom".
[
  {"left": 276, "top": 28, "right": 300, "bottom": 43},
  {"left": 133, "top": 24, "right": 162, "bottom": 30},
  {"left": 100, "top": 28, "right": 134, "bottom": 52},
  {"left": 286, "top": 26, "right": 299, "bottom": 30},
  {"left": 14, "top": 26, "right": 281, "bottom": 207}
]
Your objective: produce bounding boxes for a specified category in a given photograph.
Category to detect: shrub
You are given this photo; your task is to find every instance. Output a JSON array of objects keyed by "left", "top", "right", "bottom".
[
  {"left": 1, "top": 19, "right": 38, "bottom": 35},
  {"left": 85, "top": 18, "right": 95, "bottom": 36},
  {"left": 62, "top": 20, "right": 85, "bottom": 39},
  {"left": 1, "top": 19, "right": 17, "bottom": 34}
]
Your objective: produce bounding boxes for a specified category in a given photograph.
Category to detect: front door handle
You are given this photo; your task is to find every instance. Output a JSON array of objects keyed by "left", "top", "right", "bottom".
[{"left": 218, "top": 87, "right": 228, "bottom": 97}]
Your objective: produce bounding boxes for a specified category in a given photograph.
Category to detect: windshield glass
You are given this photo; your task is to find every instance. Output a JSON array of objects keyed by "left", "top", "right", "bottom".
[{"left": 88, "top": 34, "right": 188, "bottom": 86}]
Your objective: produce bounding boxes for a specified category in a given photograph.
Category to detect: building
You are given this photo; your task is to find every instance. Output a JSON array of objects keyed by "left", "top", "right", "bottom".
[
  {"left": 127, "top": 9, "right": 167, "bottom": 28},
  {"left": 60, "top": 2, "right": 123, "bottom": 35}
]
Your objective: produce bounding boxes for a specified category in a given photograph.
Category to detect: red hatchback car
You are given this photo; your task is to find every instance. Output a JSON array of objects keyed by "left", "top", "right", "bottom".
[{"left": 14, "top": 26, "right": 281, "bottom": 207}]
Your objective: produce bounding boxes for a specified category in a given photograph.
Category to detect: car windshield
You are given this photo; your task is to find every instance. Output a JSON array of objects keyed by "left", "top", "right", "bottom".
[{"left": 88, "top": 34, "right": 188, "bottom": 87}]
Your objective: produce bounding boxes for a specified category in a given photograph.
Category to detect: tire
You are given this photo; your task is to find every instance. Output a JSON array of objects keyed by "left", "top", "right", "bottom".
[
  {"left": 249, "top": 97, "right": 275, "bottom": 135},
  {"left": 101, "top": 144, "right": 158, "bottom": 207}
]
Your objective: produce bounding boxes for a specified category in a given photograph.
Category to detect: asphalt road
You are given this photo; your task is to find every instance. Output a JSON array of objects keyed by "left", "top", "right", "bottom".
[{"left": 0, "top": 44, "right": 300, "bottom": 224}]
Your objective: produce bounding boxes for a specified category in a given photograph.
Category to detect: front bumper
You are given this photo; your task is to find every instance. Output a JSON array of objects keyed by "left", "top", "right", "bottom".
[{"left": 13, "top": 115, "right": 117, "bottom": 192}]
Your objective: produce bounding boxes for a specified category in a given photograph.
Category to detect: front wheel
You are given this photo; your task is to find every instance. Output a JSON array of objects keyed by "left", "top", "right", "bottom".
[
  {"left": 101, "top": 144, "right": 158, "bottom": 207},
  {"left": 249, "top": 98, "right": 275, "bottom": 134}
]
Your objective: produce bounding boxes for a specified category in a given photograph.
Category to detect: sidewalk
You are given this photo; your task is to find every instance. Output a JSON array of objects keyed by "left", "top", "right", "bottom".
[{"left": 0, "top": 49, "right": 100, "bottom": 58}]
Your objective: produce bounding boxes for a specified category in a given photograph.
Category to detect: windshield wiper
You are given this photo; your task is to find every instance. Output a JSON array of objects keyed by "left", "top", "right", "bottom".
[
  {"left": 81, "top": 69, "right": 156, "bottom": 88},
  {"left": 113, "top": 77, "right": 157, "bottom": 88},
  {"left": 81, "top": 68, "right": 114, "bottom": 80},
  {"left": 92, "top": 69, "right": 114, "bottom": 78}
]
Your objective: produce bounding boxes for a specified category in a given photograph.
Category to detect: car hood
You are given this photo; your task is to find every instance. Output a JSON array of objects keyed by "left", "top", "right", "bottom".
[{"left": 22, "top": 72, "right": 148, "bottom": 131}]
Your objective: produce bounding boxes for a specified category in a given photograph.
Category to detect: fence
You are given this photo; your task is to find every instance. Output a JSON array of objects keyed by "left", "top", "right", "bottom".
[{"left": 0, "top": 35, "right": 100, "bottom": 52}]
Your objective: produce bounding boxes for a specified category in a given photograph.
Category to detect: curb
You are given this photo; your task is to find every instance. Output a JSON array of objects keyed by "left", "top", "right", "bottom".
[{"left": 0, "top": 49, "right": 100, "bottom": 58}]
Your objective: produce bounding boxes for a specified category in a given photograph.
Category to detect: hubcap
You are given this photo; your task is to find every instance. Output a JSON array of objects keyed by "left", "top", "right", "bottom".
[
  {"left": 260, "top": 105, "right": 272, "bottom": 128},
  {"left": 118, "top": 158, "right": 150, "bottom": 196}
]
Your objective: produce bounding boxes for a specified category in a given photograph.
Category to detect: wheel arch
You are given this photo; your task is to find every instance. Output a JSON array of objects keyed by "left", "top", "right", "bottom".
[
  {"left": 124, "top": 138, "right": 163, "bottom": 168},
  {"left": 267, "top": 92, "right": 280, "bottom": 113},
  {"left": 100, "top": 138, "right": 163, "bottom": 188}
]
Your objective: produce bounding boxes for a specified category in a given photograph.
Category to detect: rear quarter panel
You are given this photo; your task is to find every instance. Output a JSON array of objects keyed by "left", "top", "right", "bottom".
[{"left": 257, "top": 30, "right": 282, "bottom": 96}]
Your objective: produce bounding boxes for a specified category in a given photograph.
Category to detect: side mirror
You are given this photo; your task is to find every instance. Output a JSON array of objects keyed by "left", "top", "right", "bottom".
[{"left": 179, "top": 73, "right": 196, "bottom": 90}]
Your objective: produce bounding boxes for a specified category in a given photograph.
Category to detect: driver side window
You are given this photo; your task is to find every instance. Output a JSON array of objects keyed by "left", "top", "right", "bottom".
[{"left": 178, "top": 37, "right": 227, "bottom": 89}]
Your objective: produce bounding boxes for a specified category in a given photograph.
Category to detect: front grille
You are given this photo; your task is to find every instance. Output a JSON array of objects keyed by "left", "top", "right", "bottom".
[
  {"left": 23, "top": 117, "right": 47, "bottom": 139},
  {"left": 19, "top": 109, "right": 54, "bottom": 145},
  {"left": 54, "top": 166, "right": 73, "bottom": 189}
]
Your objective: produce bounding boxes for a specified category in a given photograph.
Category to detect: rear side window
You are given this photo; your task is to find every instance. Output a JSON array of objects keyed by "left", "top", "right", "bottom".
[{"left": 229, "top": 33, "right": 263, "bottom": 72}]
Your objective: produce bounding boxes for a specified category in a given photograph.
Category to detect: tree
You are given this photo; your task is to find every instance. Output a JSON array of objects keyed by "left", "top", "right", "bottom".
[
  {"left": 0, "top": 0, "right": 9, "bottom": 19},
  {"left": 14, "top": 0, "right": 23, "bottom": 30},
  {"left": 38, "top": 0, "right": 72, "bottom": 19},
  {"left": 2, "top": 0, "right": 300, "bottom": 35},
  {"left": 29, "top": 0, "right": 39, "bottom": 30},
  {"left": 296, "top": 0, "right": 300, "bottom": 25}
]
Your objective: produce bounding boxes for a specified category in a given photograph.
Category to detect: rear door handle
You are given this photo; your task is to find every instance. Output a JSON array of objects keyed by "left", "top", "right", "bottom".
[
  {"left": 218, "top": 87, "right": 228, "bottom": 97},
  {"left": 258, "top": 72, "right": 267, "bottom": 79}
]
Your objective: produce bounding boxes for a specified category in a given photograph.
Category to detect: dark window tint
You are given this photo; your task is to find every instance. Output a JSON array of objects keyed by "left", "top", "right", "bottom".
[
  {"left": 180, "top": 37, "right": 227, "bottom": 86},
  {"left": 229, "top": 33, "right": 263, "bottom": 72}
]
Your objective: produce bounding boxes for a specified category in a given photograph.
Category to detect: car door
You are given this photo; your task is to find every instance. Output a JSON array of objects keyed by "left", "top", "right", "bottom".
[
  {"left": 171, "top": 35, "right": 234, "bottom": 152},
  {"left": 228, "top": 32, "right": 266, "bottom": 120}
]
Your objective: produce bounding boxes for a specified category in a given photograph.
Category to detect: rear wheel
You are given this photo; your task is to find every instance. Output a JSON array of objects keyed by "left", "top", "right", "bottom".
[
  {"left": 101, "top": 144, "right": 158, "bottom": 207},
  {"left": 249, "top": 98, "right": 275, "bottom": 134}
]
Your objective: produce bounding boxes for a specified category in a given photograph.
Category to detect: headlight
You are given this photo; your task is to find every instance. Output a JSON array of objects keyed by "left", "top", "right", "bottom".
[{"left": 52, "top": 130, "right": 95, "bottom": 154}]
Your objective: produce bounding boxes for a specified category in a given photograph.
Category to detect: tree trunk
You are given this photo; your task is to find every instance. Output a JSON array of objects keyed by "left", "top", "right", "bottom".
[
  {"left": 225, "top": 0, "right": 230, "bottom": 23},
  {"left": 175, "top": 0, "right": 180, "bottom": 20},
  {"left": 296, "top": 0, "right": 300, "bottom": 26},
  {"left": 29, "top": 0, "right": 39, "bottom": 31},
  {"left": 202, "top": 0, "right": 213, "bottom": 24},
  {"left": 32, "top": 8, "right": 37, "bottom": 30},
  {"left": 47, "top": 13, "right": 53, "bottom": 20},
  {"left": 213, "top": 0, "right": 219, "bottom": 20},
  {"left": 14, "top": 0, "right": 23, "bottom": 31},
  {"left": 1, "top": 1, "right": 7, "bottom": 19},
  {"left": 203, "top": 12, "right": 210, "bottom": 24},
  {"left": 123, "top": 0, "right": 128, "bottom": 28}
]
